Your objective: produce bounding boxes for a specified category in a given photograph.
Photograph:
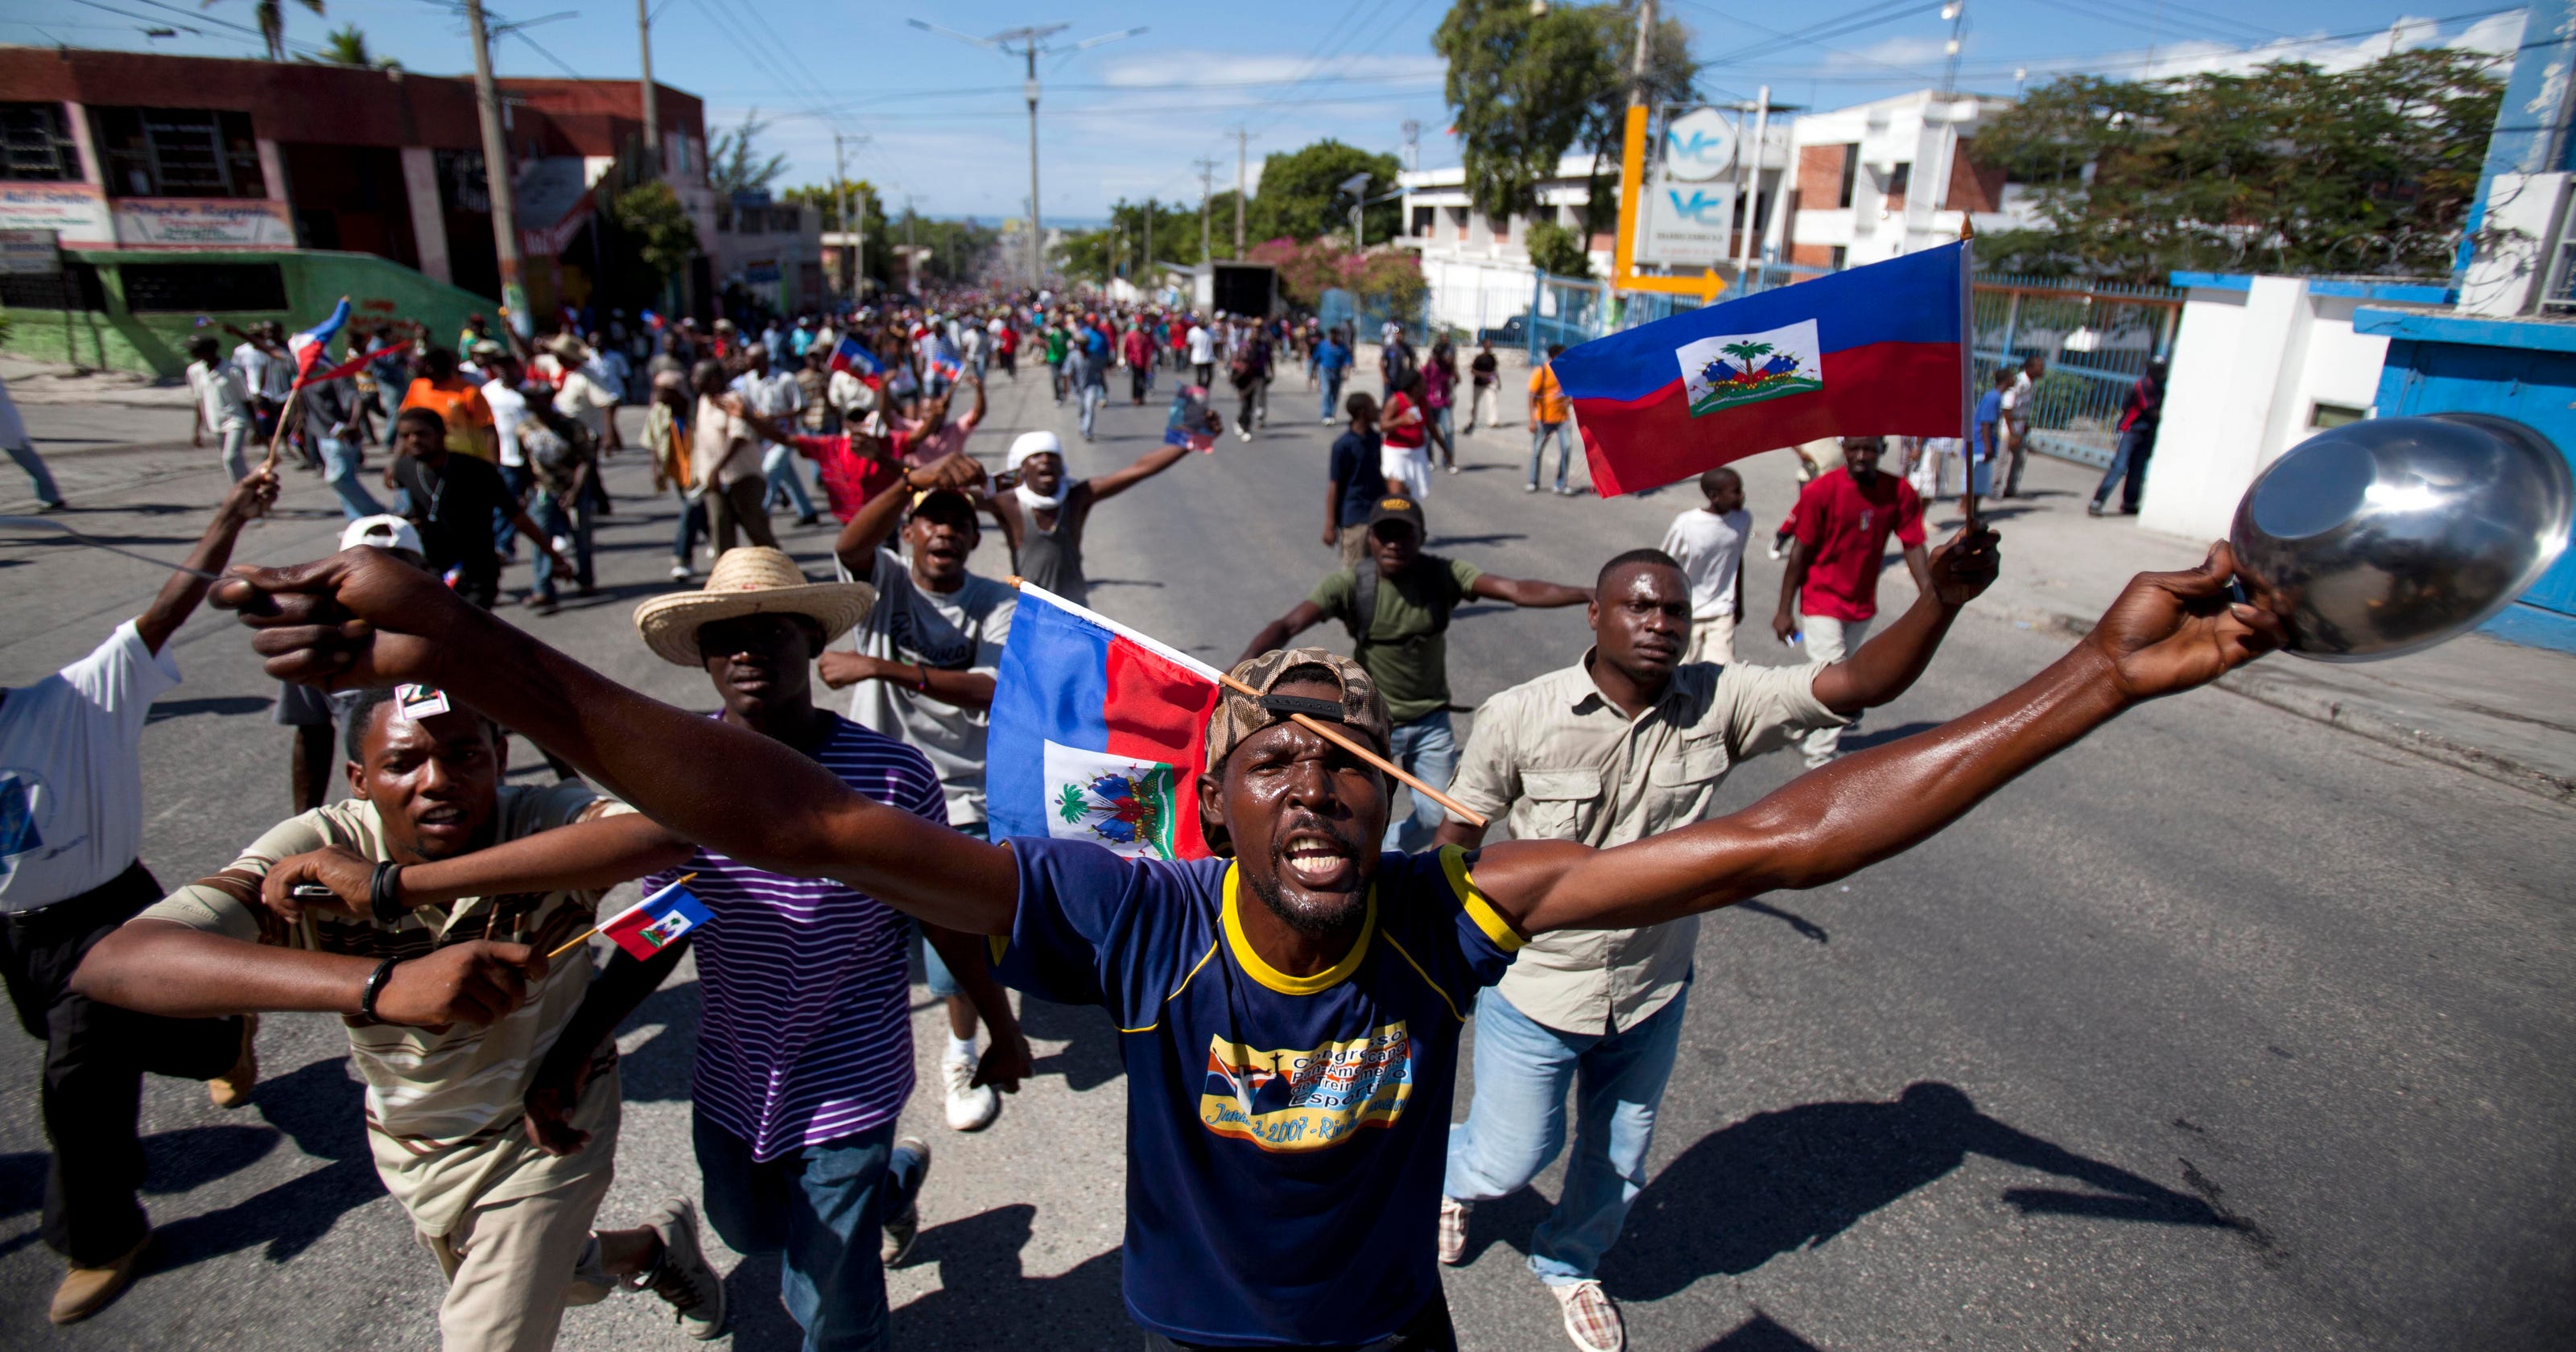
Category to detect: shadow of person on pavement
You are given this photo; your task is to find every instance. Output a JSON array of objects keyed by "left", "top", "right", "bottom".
[
  {"left": 1595, "top": 1082, "right": 2235, "bottom": 1302},
  {"left": 605, "top": 977, "right": 702, "bottom": 1102},
  {"left": 1699, "top": 1309, "right": 1826, "bottom": 1350},
  {"left": 152, "top": 1057, "right": 386, "bottom": 1269},
  {"left": 1016, "top": 995, "right": 1126, "bottom": 1094},
  {"left": 890, "top": 1203, "right": 1125, "bottom": 1350}
]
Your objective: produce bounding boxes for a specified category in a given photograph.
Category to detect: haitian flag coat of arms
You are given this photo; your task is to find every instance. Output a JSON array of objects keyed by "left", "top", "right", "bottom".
[
  {"left": 1552, "top": 241, "right": 1974, "bottom": 496},
  {"left": 988, "top": 582, "right": 1224, "bottom": 860}
]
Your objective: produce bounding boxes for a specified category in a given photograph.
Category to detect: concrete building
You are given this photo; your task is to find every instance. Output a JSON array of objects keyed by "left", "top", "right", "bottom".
[
  {"left": 1781, "top": 89, "right": 2038, "bottom": 270},
  {"left": 0, "top": 46, "right": 712, "bottom": 373},
  {"left": 713, "top": 195, "right": 824, "bottom": 318}
]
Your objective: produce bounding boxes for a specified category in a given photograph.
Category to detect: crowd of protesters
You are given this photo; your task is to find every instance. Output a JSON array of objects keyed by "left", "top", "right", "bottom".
[{"left": 0, "top": 269, "right": 2271, "bottom": 1352}]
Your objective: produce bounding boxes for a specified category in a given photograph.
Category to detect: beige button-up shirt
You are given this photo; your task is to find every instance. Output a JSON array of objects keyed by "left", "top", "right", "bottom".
[{"left": 1444, "top": 653, "right": 1843, "bottom": 1034}]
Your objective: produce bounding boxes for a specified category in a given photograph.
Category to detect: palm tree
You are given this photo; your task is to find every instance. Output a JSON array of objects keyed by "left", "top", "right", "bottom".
[
  {"left": 1719, "top": 340, "right": 1773, "bottom": 380},
  {"left": 211, "top": 0, "right": 326, "bottom": 62},
  {"left": 299, "top": 22, "right": 398, "bottom": 70}
]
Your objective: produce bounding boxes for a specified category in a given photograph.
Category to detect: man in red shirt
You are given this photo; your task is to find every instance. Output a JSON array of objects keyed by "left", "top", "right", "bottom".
[
  {"left": 1121, "top": 321, "right": 1157, "bottom": 405},
  {"left": 1773, "top": 435, "right": 1936, "bottom": 768}
]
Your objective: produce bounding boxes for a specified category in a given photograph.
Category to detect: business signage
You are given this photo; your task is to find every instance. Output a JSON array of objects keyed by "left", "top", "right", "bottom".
[
  {"left": 0, "top": 230, "right": 62, "bottom": 276},
  {"left": 1660, "top": 107, "right": 1736, "bottom": 183},
  {"left": 111, "top": 199, "right": 297, "bottom": 249},
  {"left": 0, "top": 183, "right": 113, "bottom": 247},
  {"left": 1635, "top": 181, "right": 1736, "bottom": 268}
]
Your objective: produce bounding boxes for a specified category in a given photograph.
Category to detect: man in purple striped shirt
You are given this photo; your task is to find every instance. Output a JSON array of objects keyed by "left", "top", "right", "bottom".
[{"left": 630, "top": 548, "right": 1030, "bottom": 1350}]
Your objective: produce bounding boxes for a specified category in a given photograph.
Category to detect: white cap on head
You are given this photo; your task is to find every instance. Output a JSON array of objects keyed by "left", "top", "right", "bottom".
[
  {"left": 341, "top": 514, "right": 423, "bottom": 556},
  {"left": 1006, "top": 430, "right": 1064, "bottom": 472}
]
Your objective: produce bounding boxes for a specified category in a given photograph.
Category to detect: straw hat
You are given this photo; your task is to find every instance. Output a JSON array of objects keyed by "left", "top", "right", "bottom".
[{"left": 633, "top": 547, "right": 877, "bottom": 667}]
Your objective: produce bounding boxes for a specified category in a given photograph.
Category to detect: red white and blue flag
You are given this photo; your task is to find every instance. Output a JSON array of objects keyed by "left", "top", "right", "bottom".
[
  {"left": 285, "top": 297, "right": 352, "bottom": 386},
  {"left": 597, "top": 878, "right": 714, "bottom": 960},
  {"left": 1555, "top": 241, "right": 1973, "bottom": 497},
  {"left": 989, "top": 583, "right": 1224, "bottom": 861},
  {"left": 828, "top": 333, "right": 886, "bottom": 385}
]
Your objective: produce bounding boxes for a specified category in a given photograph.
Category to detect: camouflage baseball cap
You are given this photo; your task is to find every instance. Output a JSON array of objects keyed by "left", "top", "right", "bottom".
[{"left": 1204, "top": 646, "right": 1391, "bottom": 773}]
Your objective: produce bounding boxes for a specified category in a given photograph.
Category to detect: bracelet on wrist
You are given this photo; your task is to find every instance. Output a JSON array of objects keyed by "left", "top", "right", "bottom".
[
  {"left": 369, "top": 859, "right": 407, "bottom": 925},
  {"left": 357, "top": 957, "right": 399, "bottom": 1022}
]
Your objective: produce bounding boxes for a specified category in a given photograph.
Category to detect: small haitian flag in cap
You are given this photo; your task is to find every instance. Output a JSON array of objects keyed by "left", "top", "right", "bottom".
[
  {"left": 597, "top": 878, "right": 714, "bottom": 959},
  {"left": 1552, "top": 241, "right": 1973, "bottom": 496}
]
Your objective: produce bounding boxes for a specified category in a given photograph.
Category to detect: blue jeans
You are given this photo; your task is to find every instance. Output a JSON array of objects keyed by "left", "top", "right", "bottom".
[
  {"left": 694, "top": 1110, "right": 925, "bottom": 1352},
  {"left": 496, "top": 461, "right": 532, "bottom": 559},
  {"left": 530, "top": 489, "right": 595, "bottom": 600},
  {"left": 672, "top": 487, "right": 707, "bottom": 563},
  {"left": 6, "top": 439, "right": 63, "bottom": 505},
  {"left": 2093, "top": 424, "right": 2156, "bottom": 511},
  {"left": 317, "top": 435, "right": 384, "bottom": 520},
  {"left": 921, "top": 818, "right": 985, "bottom": 998},
  {"left": 1320, "top": 368, "right": 1345, "bottom": 421},
  {"left": 764, "top": 442, "right": 818, "bottom": 519},
  {"left": 1381, "top": 711, "right": 1458, "bottom": 853},
  {"left": 1443, "top": 980, "right": 1691, "bottom": 1284},
  {"left": 1079, "top": 382, "right": 1106, "bottom": 439},
  {"left": 1528, "top": 422, "right": 1573, "bottom": 490}
]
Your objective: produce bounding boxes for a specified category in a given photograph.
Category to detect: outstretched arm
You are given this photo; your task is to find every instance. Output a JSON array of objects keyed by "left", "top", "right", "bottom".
[
  {"left": 1087, "top": 443, "right": 1191, "bottom": 503},
  {"left": 137, "top": 470, "right": 279, "bottom": 653},
  {"left": 212, "top": 552, "right": 1021, "bottom": 934},
  {"left": 1809, "top": 526, "right": 1998, "bottom": 715},
  {"left": 258, "top": 811, "right": 696, "bottom": 921},
  {"left": 1240, "top": 600, "right": 1327, "bottom": 666},
  {"left": 1472, "top": 547, "right": 2284, "bottom": 936},
  {"left": 1469, "top": 573, "right": 1591, "bottom": 609}
]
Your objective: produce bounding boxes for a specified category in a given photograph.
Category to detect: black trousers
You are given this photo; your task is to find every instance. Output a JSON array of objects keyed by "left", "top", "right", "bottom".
[
  {"left": 2, "top": 862, "right": 243, "bottom": 1265},
  {"left": 1141, "top": 1294, "right": 1456, "bottom": 1351}
]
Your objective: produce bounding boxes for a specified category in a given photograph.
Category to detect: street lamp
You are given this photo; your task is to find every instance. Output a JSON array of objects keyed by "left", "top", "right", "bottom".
[
  {"left": 1343, "top": 173, "right": 1406, "bottom": 254},
  {"left": 908, "top": 19, "right": 1146, "bottom": 286}
]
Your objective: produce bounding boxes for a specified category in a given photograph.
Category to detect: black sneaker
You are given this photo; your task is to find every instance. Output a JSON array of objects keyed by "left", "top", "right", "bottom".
[{"left": 633, "top": 1197, "right": 727, "bottom": 1340}]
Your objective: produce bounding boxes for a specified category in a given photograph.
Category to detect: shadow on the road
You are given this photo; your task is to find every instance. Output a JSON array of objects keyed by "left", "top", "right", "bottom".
[
  {"left": 1583, "top": 1082, "right": 2235, "bottom": 1301},
  {"left": 890, "top": 1204, "right": 1125, "bottom": 1350},
  {"left": 147, "top": 695, "right": 275, "bottom": 723},
  {"left": 1834, "top": 720, "right": 1938, "bottom": 753},
  {"left": 154, "top": 1057, "right": 385, "bottom": 1270},
  {"left": 609, "top": 979, "right": 702, "bottom": 1103},
  {"left": 1699, "top": 1309, "right": 1826, "bottom": 1350},
  {"left": 1087, "top": 578, "right": 1167, "bottom": 591},
  {"left": 1018, "top": 992, "right": 1125, "bottom": 1094},
  {"left": 1736, "top": 900, "right": 1828, "bottom": 944},
  {"left": 1427, "top": 534, "right": 1526, "bottom": 548}
]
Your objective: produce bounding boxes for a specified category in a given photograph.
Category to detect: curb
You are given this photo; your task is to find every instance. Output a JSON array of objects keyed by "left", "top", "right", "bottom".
[{"left": 1970, "top": 603, "right": 2574, "bottom": 806}]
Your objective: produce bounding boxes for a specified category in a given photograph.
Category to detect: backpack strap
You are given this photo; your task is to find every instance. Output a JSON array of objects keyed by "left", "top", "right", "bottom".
[{"left": 1343, "top": 557, "right": 1456, "bottom": 648}]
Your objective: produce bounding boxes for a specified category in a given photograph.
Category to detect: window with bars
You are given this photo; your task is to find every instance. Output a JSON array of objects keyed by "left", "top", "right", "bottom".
[
  {"left": 87, "top": 107, "right": 266, "bottom": 199},
  {"left": 0, "top": 104, "right": 79, "bottom": 181}
]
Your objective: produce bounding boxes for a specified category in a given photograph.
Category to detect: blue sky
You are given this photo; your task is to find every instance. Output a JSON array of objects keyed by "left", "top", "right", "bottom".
[{"left": 12, "top": 0, "right": 2528, "bottom": 222}]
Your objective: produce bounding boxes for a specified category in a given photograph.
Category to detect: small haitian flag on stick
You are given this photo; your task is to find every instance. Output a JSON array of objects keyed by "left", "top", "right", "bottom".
[
  {"left": 989, "top": 583, "right": 1224, "bottom": 861},
  {"left": 597, "top": 877, "right": 713, "bottom": 959},
  {"left": 1554, "top": 241, "right": 1973, "bottom": 497}
]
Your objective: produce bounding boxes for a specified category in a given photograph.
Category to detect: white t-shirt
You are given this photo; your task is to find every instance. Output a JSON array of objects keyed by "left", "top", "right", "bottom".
[
  {"left": 836, "top": 550, "right": 1015, "bottom": 828},
  {"left": 481, "top": 378, "right": 530, "bottom": 468},
  {"left": 2002, "top": 370, "right": 2034, "bottom": 420},
  {"left": 729, "top": 370, "right": 803, "bottom": 451},
  {"left": 1659, "top": 506, "right": 1753, "bottom": 620},
  {"left": 190, "top": 360, "right": 252, "bottom": 432},
  {"left": 1187, "top": 324, "right": 1216, "bottom": 365},
  {"left": 0, "top": 620, "right": 183, "bottom": 911},
  {"left": 555, "top": 369, "right": 619, "bottom": 439},
  {"left": 234, "top": 341, "right": 288, "bottom": 400}
]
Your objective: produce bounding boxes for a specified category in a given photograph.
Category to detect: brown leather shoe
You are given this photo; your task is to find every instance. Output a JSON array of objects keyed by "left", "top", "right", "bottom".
[
  {"left": 50, "top": 1230, "right": 150, "bottom": 1324},
  {"left": 208, "top": 1014, "right": 258, "bottom": 1109}
]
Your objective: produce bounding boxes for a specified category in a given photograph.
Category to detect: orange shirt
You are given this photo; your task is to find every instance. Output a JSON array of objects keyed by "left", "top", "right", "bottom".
[
  {"left": 1528, "top": 363, "right": 1571, "bottom": 424},
  {"left": 401, "top": 377, "right": 497, "bottom": 460}
]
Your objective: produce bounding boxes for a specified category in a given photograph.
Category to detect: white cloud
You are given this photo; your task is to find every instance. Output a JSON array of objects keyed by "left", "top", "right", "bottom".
[{"left": 2083, "top": 10, "right": 2526, "bottom": 84}]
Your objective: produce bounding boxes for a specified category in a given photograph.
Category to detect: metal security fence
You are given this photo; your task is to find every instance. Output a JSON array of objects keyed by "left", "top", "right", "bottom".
[{"left": 1971, "top": 273, "right": 2183, "bottom": 468}]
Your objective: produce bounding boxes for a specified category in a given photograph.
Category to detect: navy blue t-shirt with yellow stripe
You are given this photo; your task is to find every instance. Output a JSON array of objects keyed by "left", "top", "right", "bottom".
[{"left": 996, "top": 836, "right": 1523, "bottom": 1346}]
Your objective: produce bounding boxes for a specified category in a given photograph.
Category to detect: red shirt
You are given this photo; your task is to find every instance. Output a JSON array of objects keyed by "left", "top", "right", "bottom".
[
  {"left": 790, "top": 433, "right": 904, "bottom": 523},
  {"left": 1381, "top": 393, "right": 1426, "bottom": 449},
  {"left": 1786, "top": 468, "right": 1925, "bottom": 621}
]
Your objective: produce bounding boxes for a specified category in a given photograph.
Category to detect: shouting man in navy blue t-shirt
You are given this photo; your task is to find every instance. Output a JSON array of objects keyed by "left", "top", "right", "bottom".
[{"left": 213, "top": 533, "right": 2287, "bottom": 1350}]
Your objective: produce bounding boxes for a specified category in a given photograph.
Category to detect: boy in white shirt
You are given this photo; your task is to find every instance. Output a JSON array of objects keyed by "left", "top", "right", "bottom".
[
  {"left": 1657, "top": 465, "right": 1752, "bottom": 665},
  {"left": 186, "top": 336, "right": 255, "bottom": 483}
]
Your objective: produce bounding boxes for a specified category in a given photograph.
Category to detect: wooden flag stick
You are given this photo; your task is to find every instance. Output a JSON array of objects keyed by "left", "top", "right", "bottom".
[
  {"left": 1213, "top": 671, "right": 1488, "bottom": 830},
  {"left": 258, "top": 383, "right": 303, "bottom": 476},
  {"left": 546, "top": 872, "right": 697, "bottom": 962}
]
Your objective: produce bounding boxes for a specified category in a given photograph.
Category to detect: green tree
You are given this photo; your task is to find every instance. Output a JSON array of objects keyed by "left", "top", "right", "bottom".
[
  {"left": 297, "top": 22, "right": 395, "bottom": 69},
  {"left": 1720, "top": 340, "right": 1773, "bottom": 377},
  {"left": 600, "top": 179, "right": 700, "bottom": 309},
  {"left": 1976, "top": 51, "right": 2503, "bottom": 283},
  {"left": 215, "top": 0, "right": 324, "bottom": 62},
  {"left": 1524, "top": 220, "right": 1592, "bottom": 277},
  {"left": 781, "top": 179, "right": 894, "bottom": 286},
  {"left": 708, "top": 111, "right": 789, "bottom": 199},
  {"left": 1251, "top": 140, "right": 1406, "bottom": 245},
  {"left": 1435, "top": 0, "right": 1694, "bottom": 221}
]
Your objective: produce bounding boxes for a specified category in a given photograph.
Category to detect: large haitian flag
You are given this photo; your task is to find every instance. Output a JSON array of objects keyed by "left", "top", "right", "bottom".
[
  {"left": 989, "top": 583, "right": 1224, "bottom": 861},
  {"left": 1556, "top": 241, "right": 1972, "bottom": 497}
]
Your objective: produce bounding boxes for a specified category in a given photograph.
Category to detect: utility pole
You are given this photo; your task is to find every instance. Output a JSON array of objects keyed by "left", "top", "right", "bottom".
[
  {"left": 1732, "top": 87, "right": 1770, "bottom": 287},
  {"left": 906, "top": 20, "right": 1145, "bottom": 287},
  {"left": 1231, "top": 126, "right": 1253, "bottom": 257},
  {"left": 1144, "top": 196, "right": 1154, "bottom": 278},
  {"left": 463, "top": 0, "right": 527, "bottom": 338},
  {"left": 636, "top": 0, "right": 658, "bottom": 166},
  {"left": 833, "top": 131, "right": 864, "bottom": 301},
  {"left": 1938, "top": 0, "right": 1967, "bottom": 97},
  {"left": 1195, "top": 158, "right": 1217, "bottom": 264},
  {"left": 1628, "top": 0, "right": 1657, "bottom": 108}
]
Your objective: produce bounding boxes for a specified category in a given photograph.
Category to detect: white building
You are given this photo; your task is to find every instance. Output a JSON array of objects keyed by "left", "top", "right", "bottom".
[{"left": 1781, "top": 89, "right": 2041, "bottom": 270}]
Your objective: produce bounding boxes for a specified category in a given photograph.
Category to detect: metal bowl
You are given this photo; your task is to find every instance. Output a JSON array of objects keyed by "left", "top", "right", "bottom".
[{"left": 2228, "top": 414, "right": 2574, "bottom": 662}]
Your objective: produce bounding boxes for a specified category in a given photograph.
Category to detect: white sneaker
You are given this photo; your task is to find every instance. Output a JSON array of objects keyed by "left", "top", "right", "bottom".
[
  {"left": 669, "top": 561, "right": 693, "bottom": 580},
  {"left": 1236, "top": 429, "right": 1253, "bottom": 443},
  {"left": 942, "top": 1053, "right": 999, "bottom": 1131},
  {"left": 1765, "top": 542, "right": 1785, "bottom": 560}
]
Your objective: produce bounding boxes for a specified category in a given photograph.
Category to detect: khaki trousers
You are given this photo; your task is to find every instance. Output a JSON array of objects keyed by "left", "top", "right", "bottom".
[
  {"left": 1684, "top": 611, "right": 1737, "bottom": 667},
  {"left": 418, "top": 1158, "right": 616, "bottom": 1352},
  {"left": 1339, "top": 522, "right": 1372, "bottom": 571},
  {"left": 707, "top": 476, "right": 778, "bottom": 554},
  {"left": 1797, "top": 613, "right": 1872, "bottom": 768}
]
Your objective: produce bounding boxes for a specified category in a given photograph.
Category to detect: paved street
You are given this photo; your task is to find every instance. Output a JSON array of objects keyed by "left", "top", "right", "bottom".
[{"left": 2, "top": 367, "right": 2571, "bottom": 1351}]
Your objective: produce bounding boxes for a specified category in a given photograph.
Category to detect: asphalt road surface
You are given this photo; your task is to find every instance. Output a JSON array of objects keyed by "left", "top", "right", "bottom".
[{"left": 2, "top": 368, "right": 2570, "bottom": 1351}]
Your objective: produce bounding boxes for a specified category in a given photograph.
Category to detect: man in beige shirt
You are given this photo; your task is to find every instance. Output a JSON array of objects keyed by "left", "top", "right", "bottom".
[
  {"left": 1432, "top": 535, "right": 1995, "bottom": 1352},
  {"left": 71, "top": 687, "right": 729, "bottom": 1350}
]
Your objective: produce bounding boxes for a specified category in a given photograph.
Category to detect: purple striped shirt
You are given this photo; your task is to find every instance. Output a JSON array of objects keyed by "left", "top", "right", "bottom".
[{"left": 650, "top": 713, "right": 947, "bottom": 1160}]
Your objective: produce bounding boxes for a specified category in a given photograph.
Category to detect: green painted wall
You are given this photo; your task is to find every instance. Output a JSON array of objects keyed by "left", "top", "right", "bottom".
[{"left": 1, "top": 249, "right": 494, "bottom": 379}]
